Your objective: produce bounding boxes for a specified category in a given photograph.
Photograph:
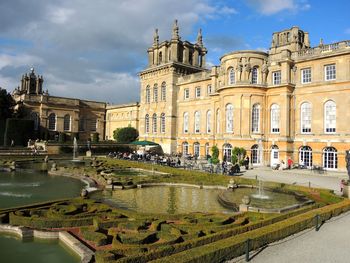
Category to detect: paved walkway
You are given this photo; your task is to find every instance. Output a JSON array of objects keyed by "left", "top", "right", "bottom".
[{"left": 227, "top": 167, "right": 350, "bottom": 263}]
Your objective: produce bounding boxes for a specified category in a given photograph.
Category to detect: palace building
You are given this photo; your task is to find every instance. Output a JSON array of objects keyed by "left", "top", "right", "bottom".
[{"left": 106, "top": 21, "right": 350, "bottom": 171}]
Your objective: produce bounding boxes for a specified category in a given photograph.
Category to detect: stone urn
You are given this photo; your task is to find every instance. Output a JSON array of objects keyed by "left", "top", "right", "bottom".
[
  {"left": 44, "top": 155, "right": 49, "bottom": 163},
  {"left": 242, "top": 195, "right": 251, "bottom": 205},
  {"left": 51, "top": 162, "right": 57, "bottom": 171},
  {"left": 81, "top": 189, "right": 88, "bottom": 198}
]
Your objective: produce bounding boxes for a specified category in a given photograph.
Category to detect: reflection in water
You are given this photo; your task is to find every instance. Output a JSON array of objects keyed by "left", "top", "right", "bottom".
[{"left": 94, "top": 186, "right": 232, "bottom": 214}]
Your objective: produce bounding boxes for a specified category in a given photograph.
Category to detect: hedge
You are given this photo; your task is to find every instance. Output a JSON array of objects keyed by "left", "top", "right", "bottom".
[
  {"left": 80, "top": 226, "right": 109, "bottom": 246},
  {"left": 3, "top": 118, "right": 34, "bottom": 146}
]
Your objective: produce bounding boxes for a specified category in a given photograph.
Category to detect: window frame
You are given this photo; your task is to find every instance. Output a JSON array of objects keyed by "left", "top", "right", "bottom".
[
  {"left": 301, "top": 68, "right": 312, "bottom": 84},
  {"left": 300, "top": 102, "right": 312, "bottom": 134},
  {"left": 252, "top": 104, "right": 260, "bottom": 133},
  {"left": 324, "top": 64, "right": 336, "bottom": 81},
  {"left": 195, "top": 87, "right": 201, "bottom": 98},
  {"left": 184, "top": 88, "right": 190, "bottom": 100},
  {"left": 324, "top": 100, "right": 336, "bottom": 133},
  {"left": 272, "top": 70, "right": 281, "bottom": 85},
  {"left": 270, "top": 104, "right": 280, "bottom": 133}
]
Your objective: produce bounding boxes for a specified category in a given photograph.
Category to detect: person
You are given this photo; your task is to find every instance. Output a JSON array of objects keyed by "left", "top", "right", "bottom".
[
  {"left": 287, "top": 157, "right": 293, "bottom": 169},
  {"left": 299, "top": 159, "right": 306, "bottom": 169},
  {"left": 10, "top": 139, "right": 14, "bottom": 147},
  {"left": 279, "top": 160, "right": 285, "bottom": 170},
  {"left": 340, "top": 179, "right": 346, "bottom": 193},
  {"left": 244, "top": 156, "right": 250, "bottom": 170}
]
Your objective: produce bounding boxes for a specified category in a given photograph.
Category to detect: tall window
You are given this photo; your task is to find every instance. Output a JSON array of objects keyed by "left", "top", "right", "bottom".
[
  {"left": 90, "top": 119, "right": 97, "bottom": 132},
  {"left": 161, "top": 82, "right": 166, "bottom": 101},
  {"left": 206, "top": 110, "right": 211, "bottom": 133},
  {"left": 301, "top": 102, "right": 312, "bottom": 133},
  {"left": 251, "top": 67, "right": 258, "bottom": 84},
  {"left": 145, "top": 114, "right": 150, "bottom": 133},
  {"left": 153, "top": 84, "right": 158, "bottom": 102},
  {"left": 324, "top": 100, "right": 336, "bottom": 133},
  {"left": 216, "top": 109, "right": 220, "bottom": 133},
  {"left": 251, "top": 144, "right": 261, "bottom": 165},
  {"left": 152, "top": 113, "right": 157, "bottom": 133},
  {"left": 160, "top": 113, "right": 165, "bottom": 133},
  {"left": 205, "top": 143, "right": 210, "bottom": 157},
  {"left": 226, "top": 104, "right": 233, "bottom": 133},
  {"left": 325, "top": 64, "right": 336, "bottom": 81},
  {"left": 207, "top": 85, "right": 212, "bottom": 95},
  {"left": 272, "top": 71, "right": 281, "bottom": 85},
  {"left": 63, "top": 114, "right": 71, "bottom": 131},
  {"left": 184, "top": 88, "right": 190, "bottom": 100},
  {"left": 299, "top": 146, "right": 312, "bottom": 168},
  {"left": 223, "top": 144, "right": 232, "bottom": 161},
  {"left": 48, "top": 113, "right": 56, "bottom": 131},
  {"left": 183, "top": 142, "right": 189, "bottom": 155},
  {"left": 194, "top": 111, "right": 200, "bottom": 133},
  {"left": 252, "top": 104, "right": 260, "bottom": 133},
  {"left": 183, "top": 112, "right": 189, "bottom": 133},
  {"left": 79, "top": 117, "right": 85, "bottom": 131},
  {"left": 323, "top": 147, "right": 338, "bottom": 169},
  {"left": 195, "top": 87, "right": 201, "bottom": 98},
  {"left": 145, "top": 86, "right": 150, "bottom": 103},
  {"left": 271, "top": 104, "right": 280, "bottom": 133},
  {"left": 194, "top": 143, "right": 200, "bottom": 157},
  {"left": 229, "top": 68, "right": 235, "bottom": 85},
  {"left": 30, "top": 112, "right": 39, "bottom": 131},
  {"left": 301, "top": 68, "right": 311, "bottom": 84}
]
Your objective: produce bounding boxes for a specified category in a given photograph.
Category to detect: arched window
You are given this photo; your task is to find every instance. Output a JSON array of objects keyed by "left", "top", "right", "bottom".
[
  {"left": 300, "top": 102, "right": 312, "bottom": 133},
  {"left": 323, "top": 147, "right": 337, "bottom": 169},
  {"left": 145, "top": 114, "right": 150, "bottom": 133},
  {"left": 205, "top": 143, "right": 210, "bottom": 158},
  {"left": 30, "top": 112, "right": 39, "bottom": 131},
  {"left": 161, "top": 82, "right": 166, "bottom": 101},
  {"left": 206, "top": 110, "right": 211, "bottom": 133},
  {"left": 63, "top": 114, "right": 71, "bottom": 131},
  {"left": 183, "top": 112, "right": 189, "bottom": 133},
  {"left": 160, "top": 113, "right": 165, "bottom": 133},
  {"left": 194, "top": 142, "right": 200, "bottom": 157},
  {"left": 216, "top": 109, "right": 220, "bottom": 133},
  {"left": 182, "top": 142, "right": 189, "bottom": 155},
  {"left": 223, "top": 143, "right": 232, "bottom": 161},
  {"left": 251, "top": 67, "right": 258, "bottom": 84},
  {"left": 271, "top": 104, "right": 280, "bottom": 133},
  {"left": 153, "top": 84, "right": 158, "bottom": 102},
  {"left": 252, "top": 104, "right": 260, "bottom": 133},
  {"left": 324, "top": 100, "right": 336, "bottom": 133},
  {"left": 251, "top": 144, "right": 261, "bottom": 165},
  {"left": 228, "top": 68, "right": 235, "bottom": 85},
  {"left": 299, "top": 146, "right": 312, "bottom": 168},
  {"left": 226, "top": 104, "right": 233, "bottom": 133},
  {"left": 194, "top": 111, "right": 200, "bottom": 133},
  {"left": 152, "top": 113, "right": 157, "bottom": 133},
  {"left": 48, "top": 113, "right": 56, "bottom": 131},
  {"left": 145, "top": 86, "right": 150, "bottom": 103}
]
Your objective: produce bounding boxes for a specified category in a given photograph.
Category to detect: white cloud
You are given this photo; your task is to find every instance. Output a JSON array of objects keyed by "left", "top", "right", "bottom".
[{"left": 247, "top": 0, "right": 310, "bottom": 15}]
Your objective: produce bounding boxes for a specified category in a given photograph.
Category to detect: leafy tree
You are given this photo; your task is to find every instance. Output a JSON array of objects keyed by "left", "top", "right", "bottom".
[
  {"left": 0, "top": 87, "right": 15, "bottom": 120},
  {"left": 211, "top": 145, "right": 219, "bottom": 164},
  {"left": 113, "top": 126, "right": 138, "bottom": 143},
  {"left": 231, "top": 147, "right": 246, "bottom": 165}
]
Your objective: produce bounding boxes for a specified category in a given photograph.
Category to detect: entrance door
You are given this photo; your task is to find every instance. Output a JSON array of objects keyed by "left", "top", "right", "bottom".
[{"left": 270, "top": 145, "right": 279, "bottom": 167}]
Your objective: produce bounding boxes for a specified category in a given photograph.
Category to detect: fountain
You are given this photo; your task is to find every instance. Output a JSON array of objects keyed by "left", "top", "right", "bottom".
[
  {"left": 251, "top": 180, "right": 270, "bottom": 200},
  {"left": 72, "top": 137, "right": 80, "bottom": 162}
]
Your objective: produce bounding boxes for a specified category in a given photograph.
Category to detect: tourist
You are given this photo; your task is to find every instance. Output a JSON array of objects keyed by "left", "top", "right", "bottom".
[
  {"left": 340, "top": 179, "right": 346, "bottom": 193},
  {"left": 244, "top": 156, "right": 250, "bottom": 170},
  {"left": 287, "top": 157, "right": 293, "bottom": 169}
]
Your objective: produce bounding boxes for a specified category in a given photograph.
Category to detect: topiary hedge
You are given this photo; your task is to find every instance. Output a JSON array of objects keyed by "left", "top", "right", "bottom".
[{"left": 80, "top": 226, "right": 109, "bottom": 246}]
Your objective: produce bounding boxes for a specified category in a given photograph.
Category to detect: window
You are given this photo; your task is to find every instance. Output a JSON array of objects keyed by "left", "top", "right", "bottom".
[
  {"left": 251, "top": 67, "right": 258, "bottom": 84},
  {"left": 299, "top": 146, "right": 312, "bottom": 168},
  {"left": 183, "top": 112, "right": 189, "bottom": 133},
  {"left": 90, "top": 119, "right": 97, "bottom": 132},
  {"left": 79, "top": 117, "right": 85, "bottom": 131},
  {"left": 216, "top": 109, "right": 220, "bottom": 133},
  {"left": 194, "top": 143, "right": 200, "bottom": 157},
  {"left": 229, "top": 68, "right": 235, "bottom": 85},
  {"left": 183, "top": 142, "right": 189, "bottom": 155},
  {"left": 323, "top": 147, "right": 338, "bottom": 169},
  {"left": 153, "top": 84, "right": 158, "bottom": 102},
  {"left": 301, "top": 102, "right": 312, "bottom": 133},
  {"left": 205, "top": 143, "right": 210, "bottom": 157},
  {"left": 161, "top": 82, "right": 166, "bottom": 101},
  {"left": 223, "top": 144, "right": 232, "bottom": 161},
  {"left": 195, "top": 87, "right": 201, "bottom": 98},
  {"left": 324, "top": 100, "right": 336, "bottom": 133},
  {"left": 184, "top": 88, "right": 190, "bottom": 100},
  {"left": 206, "top": 110, "right": 211, "bottom": 133},
  {"left": 272, "top": 71, "right": 281, "bottom": 85},
  {"left": 194, "top": 111, "right": 200, "bottom": 133},
  {"left": 145, "top": 86, "right": 150, "bottom": 103},
  {"left": 226, "top": 104, "right": 233, "bottom": 133},
  {"left": 48, "top": 113, "right": 56, "bottom": 131},
  {"left": 152, "top": 113, "right": 157, "bottom": 133},
  {"left": 160, "top": 113, "right": 165, "bottom": 133},
  {"left": 271, "top": 104, "right": 280, "bottom": 133},
  {"left": 301, "top": 68, "right": 311, "bottom": 84},
  {"left": 207, "top": 85, "right": 212, "bottom": 95},
  {"left": 63, "top": 114, "right": 71, "bottom": 131},
  {"left": 145, "top": 114, "right": 150, "bottom": 133},
  {"left": 325, "top": 64, "right": 336, "bottom": 81},
  {"left": 252, "top": 104, "right": 260, "bottom": 133},
  {"left": 251, "top": 144, "right": 261, "bottom": 165},
  {"left": 30, "top": 112, "right": 39, "bottom": 131}
]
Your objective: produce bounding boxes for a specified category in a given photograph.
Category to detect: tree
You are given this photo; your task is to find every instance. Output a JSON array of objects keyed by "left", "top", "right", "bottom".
[
  {"left": 211, "top": 145, "right": 219, "bottom": 164},
  {"left": 0, "top": 87, "right": 15, "bottom": 120},
  {"left": 231, "top": 147, "right": 246, "bottom": 165},
  {"left": 113, "top": 126, "right": 138, "bottom": 143}
]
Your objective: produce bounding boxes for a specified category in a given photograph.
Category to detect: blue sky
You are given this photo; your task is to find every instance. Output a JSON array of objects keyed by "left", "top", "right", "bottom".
[{"left": 0, "top": 0, "right": 349, "bottom": 104}]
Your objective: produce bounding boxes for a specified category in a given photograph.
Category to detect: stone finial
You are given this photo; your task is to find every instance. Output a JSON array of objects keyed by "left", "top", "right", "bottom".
[
  {"left": 196, "top": 28, "right": 203, "bottom": 47},
  {"left": 153, "top": 28, "right": 159, "bottom": 47},
  {"left": 172, "top": 19, "right": 179, "bottom": 40}
]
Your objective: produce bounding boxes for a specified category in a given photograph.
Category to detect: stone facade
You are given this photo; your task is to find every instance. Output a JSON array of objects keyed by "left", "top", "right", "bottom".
[
  {"left": 108, "top": 23, "right": 350, "bottom": 171},
  {"left": 12, "top": 68, "right": 106, "bottom": 141}
]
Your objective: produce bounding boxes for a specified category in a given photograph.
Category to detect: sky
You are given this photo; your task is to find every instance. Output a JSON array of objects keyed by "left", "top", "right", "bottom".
[{"left": 0, "top": 0, "right": 349, "bottom": 104}]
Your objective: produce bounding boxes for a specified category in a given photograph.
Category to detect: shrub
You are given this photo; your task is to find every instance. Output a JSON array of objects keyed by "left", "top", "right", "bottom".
[
  {"left": 113, "top": 126, "right": 138, "bottom": 143},
  {"left": 211, "top": 146, "right": 219, "bottom": 164},
  {"left": 80, "top": 227, "right": 109, "bottom": 246}
]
